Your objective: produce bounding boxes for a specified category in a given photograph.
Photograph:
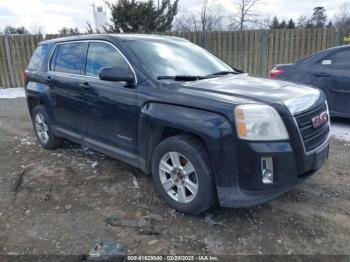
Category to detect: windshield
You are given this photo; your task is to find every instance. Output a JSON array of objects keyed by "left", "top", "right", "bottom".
[{"left": 125, "top": 39, "right": 233, "bottom": 78}]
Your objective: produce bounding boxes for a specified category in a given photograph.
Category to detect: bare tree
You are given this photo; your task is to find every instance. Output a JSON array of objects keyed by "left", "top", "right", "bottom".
[
  {"left": 173, "top": 0, "right": 223, "bottom": 32},
  {"left": 85, "top": 22, "right": 104, "bottom": 34},
  {"left": 232, "top": 0, "right": 261, "bottom": 31},
  {"left": 334, "top": 2, "right": 350, "bottom": 31},
  {"left": 296, "top": 15, "right": 308, "bottom": 28},
  {"left": 199, "top": 0, "right": 223, "bottom": 32},
  {"left": 29, "top": 23, "right": 45, "bottom": 35},
  {"left": 190, "top": 13, "right": 200, "bottom": 31},
  {"left": 250, "top": 16, "right": 271, "bottom": 30},
  {"left": 172, "top": 13, "right": 200, "bottom": 31}
]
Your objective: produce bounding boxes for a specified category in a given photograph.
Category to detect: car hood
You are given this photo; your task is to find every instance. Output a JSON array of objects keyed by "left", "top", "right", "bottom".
[{"left": 182, "top": 74, "right": 322, "bottom": 115}]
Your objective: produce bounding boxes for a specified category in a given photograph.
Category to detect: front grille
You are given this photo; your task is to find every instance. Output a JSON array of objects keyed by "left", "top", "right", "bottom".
[{"left": 294, "top": 103, "right": 329, "bottom": 152}]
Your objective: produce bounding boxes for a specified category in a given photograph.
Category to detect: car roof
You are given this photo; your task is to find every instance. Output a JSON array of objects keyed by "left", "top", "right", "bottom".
[
  {"left": 39, "top": 33, "right": 187, "bottom": 45},
  {"left": 314, "top": 45, "right": 350, "bottom": 56},
  {"left": 297, "top": 45, "right": 350, "bottom": 63}
]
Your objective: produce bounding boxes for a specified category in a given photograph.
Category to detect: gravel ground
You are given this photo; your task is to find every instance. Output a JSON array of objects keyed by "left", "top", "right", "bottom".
[{"left": 0, "top": 98, "right": 349, "bottom": 257}]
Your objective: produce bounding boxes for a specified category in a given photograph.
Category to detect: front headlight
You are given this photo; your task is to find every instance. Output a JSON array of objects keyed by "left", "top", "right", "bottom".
[{"left": 234, "top": 104, "right": 289, "bottom": 141}]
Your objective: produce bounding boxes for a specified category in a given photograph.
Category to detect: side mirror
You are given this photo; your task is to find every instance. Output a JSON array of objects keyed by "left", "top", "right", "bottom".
[{"left": 99, "top": 67, "right": 135, "bottom": 84}]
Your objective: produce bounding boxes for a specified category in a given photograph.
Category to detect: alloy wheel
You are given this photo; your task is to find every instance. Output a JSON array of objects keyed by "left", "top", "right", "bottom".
[
  {"left": 34, "top": 113, "right": 49, "bottom": 144},
  {"left": 159, "top": 151, "right": 199, "bottom": 204}
]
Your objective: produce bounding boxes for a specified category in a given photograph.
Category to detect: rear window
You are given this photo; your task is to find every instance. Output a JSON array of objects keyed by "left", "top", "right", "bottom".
[
  {"left": 53, "top": 42, "right": 84, "bottom": 74},
  {"left": 28, "top": 44, "right": 48, "bottom": 70}
]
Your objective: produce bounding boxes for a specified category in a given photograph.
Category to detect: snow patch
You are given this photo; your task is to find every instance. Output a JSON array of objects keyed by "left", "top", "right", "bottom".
[
  {"left": 0, "top": 88, "right": 25, "bottom": 99},
  {"left": 19, "top": 137, "right": 36, "bottom": 145},
  {"left": 91, "top": 161, "right": 98, "bottom": 169},
  {"left": 331, "top": 122, "right": 350, "bottom": 142},
  {"left": 91, "top": 161, "right": 99, "bottom": 174},
  {"left": 132, "top": 176, "right": 140, "bottom": 189}
]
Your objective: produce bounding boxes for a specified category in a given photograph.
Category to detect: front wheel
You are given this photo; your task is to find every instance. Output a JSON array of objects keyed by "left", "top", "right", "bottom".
[{"left": 152, "top": 135, "right": 216, "bottom": 215}]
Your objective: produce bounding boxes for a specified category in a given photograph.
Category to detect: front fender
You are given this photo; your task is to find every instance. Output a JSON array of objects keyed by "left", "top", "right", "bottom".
[{"left": 138, "top": 102, "right": 239, "bottom": 187}]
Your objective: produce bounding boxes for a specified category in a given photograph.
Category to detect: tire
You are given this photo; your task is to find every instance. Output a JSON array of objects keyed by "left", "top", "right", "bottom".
[
  {"left": 152, "top": 135, "right": 216, "bottom": 215},
  {"left": 32, "top": 105, "right": 63, "bottom": 150}
]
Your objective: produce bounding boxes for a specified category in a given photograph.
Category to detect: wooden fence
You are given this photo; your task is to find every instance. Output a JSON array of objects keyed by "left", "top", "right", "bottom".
[{"left": 0, "top": 29, "right": 349, "bottom": 88}]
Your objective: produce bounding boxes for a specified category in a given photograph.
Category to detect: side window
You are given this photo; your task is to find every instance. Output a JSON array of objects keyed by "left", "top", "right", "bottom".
[
  {"left": 85, "top": 42, "right": 130, "bottom": 77},
  {"left": 54, "top": 42, "right": 84, "bottom": 74},
  {"left": 332, "top": 50, "right": 350, "bottom": 69},
  {"left": 28, "top": 44, "right": 48, "bottom": 70}
]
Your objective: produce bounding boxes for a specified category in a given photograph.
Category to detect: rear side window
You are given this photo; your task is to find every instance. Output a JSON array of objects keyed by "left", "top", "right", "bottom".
[
  {"left": 85, "top": 42, "right": 130, "bottom": 77},
  {"left": 53, "top": 42, "right": 84, "bottom": 74},
  {"left": 28, "top": 44, "right": 48, "bottom": 70},
  {"left": 332, "top": 49, "right": 350, "bottom": 69}
]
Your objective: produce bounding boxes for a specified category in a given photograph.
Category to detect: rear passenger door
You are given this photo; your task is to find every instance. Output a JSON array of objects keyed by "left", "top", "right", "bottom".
[
  {"left": 327, "top": 49, "right": 350, "bottom": 116},
  {"left": 48, "top": 42, "right": 86, "bottom": 136},
  {"left": 311, "top": 48, "right": 350, "bottom": 116},
  {"left": 80, "top": 41, "right": 138, "bottom": 155}
]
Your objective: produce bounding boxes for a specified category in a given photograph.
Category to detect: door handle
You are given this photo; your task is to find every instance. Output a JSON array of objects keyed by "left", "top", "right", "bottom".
[
  {"left": 314, "top": 72, "right": 329, "bottom": 77},
  {"left": 79, "top": 82, "right": 93, "bottom": 90}
]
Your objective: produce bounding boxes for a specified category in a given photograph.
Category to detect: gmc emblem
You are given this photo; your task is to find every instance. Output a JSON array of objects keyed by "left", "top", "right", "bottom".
[{"left": 312, "top": 111, "right": 328, "bottom": 128}]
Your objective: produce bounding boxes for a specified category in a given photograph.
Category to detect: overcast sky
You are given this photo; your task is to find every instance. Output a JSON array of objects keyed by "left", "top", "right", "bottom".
[{"left": 0, "top": 0, "right": 348, "bottom": 33}]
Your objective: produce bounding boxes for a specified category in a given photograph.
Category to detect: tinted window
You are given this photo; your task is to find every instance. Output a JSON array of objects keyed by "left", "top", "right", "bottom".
[
  {"left": 28, "top": 45, "right": 48, "bottom": 70},
  {"left": 332, "top": 50, "right": 350, "bottom": 69},
  {"left": 54, "top": 43, "right": 84, "bottom": 74},
  {"left": 125, "top": 40, "right": 232, "bottom": 77},
  {"left": 85, "top": 42, "right": 130, "bottom": 77}
]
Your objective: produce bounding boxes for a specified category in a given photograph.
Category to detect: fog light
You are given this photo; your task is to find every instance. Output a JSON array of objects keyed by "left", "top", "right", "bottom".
[
  {"left": 262, "top": 169, "right": 273, "bottom": 184},
  {"left": 261, "top": 157, "right": 273, "bottom": 184}
]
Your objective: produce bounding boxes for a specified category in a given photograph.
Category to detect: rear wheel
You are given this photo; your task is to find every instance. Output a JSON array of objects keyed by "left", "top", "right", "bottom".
[
  {"left": 152, "top": 135, "right": 216, "bottom": 215},
  {"left": 32, "top": 105, "right": 63, "bottom": 149}
]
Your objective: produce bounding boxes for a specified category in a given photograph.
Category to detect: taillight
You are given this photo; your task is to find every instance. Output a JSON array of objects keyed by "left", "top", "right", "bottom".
[
  {"left": 270, "top": 68, "right": 284, "bottom": 78},
  {"left": 23, "top": 69, "right": 29, "bottom": 84}
]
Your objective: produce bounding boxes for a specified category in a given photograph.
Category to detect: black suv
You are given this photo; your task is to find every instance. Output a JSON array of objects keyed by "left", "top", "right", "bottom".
[{"left": 25, "top": 34, "right": 330, "bottom": 215}]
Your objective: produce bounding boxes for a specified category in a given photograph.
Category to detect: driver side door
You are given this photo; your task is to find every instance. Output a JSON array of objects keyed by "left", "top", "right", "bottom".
[{"left": 80, "top": 41, "right": 138, "bottom": 156}]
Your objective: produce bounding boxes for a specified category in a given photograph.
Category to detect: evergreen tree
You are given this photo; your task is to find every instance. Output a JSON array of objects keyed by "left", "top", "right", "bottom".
[
  {"left": 270, "top": 16, "right": 280, "bottom": 29},
  {"left": 58, "top": 27, "right": 80, "bottom": 36},
  {"left": 311, "top": 7, "right": 327, "bottom": 28},
  {"left": 106, "top": 0, "right": 179, "bottom": 33},
  {"left": 3, "top": 25, "right": 29, "bottom": 35},
  {"left": 279, "top": 20, "right": 287, "bottom": 29},
  {"left": 326, "top": 20, "right": 334, "bottom": 28},
  {"left": 287, "top": 19, "right": 296, "bottom": 29},
  {"left": 305, "top": 19, "right": 314, "bottom": 28}
]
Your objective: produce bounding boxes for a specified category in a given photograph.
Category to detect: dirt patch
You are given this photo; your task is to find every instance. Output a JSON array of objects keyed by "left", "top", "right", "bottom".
[{"left": 0, "top": 98, "right": 349, "bottom": 256}]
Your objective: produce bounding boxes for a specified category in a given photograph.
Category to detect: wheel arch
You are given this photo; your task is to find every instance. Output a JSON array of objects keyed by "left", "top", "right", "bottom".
[
  {"left": 138, "top": 102, "right": 237, "bottom": 188},
  {"left": 27, "top": 95, "right": 43, "bottom": 118},
  {"left": 25, "top": 83, "right": 53, "bottom": 120},
  {"left": 146, "top": 126, "right": 210, "bottom": 173}
]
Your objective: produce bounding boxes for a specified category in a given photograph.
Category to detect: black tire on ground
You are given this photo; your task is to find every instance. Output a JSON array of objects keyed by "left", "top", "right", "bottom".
[
  {"left": 151, "top": 135, "right": 216, "bottom": 215},
  {"left": 32, "top": 105, "right": 63, "bottom": 150}
]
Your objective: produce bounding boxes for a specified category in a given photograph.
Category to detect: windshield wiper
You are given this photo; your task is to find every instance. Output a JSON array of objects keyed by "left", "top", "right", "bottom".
[
  {"left": 206, "top": 70, "right": 241, "bottom": 77},
  {"left": 157, "top": 70, "right": 244, "bottom": 81},
  {"left": 157, "top": 75, "right": 209, "bottom": 81}
]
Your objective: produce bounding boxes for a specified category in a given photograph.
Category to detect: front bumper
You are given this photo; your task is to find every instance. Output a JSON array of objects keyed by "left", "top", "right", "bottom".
[{"left": 217, "top": 138, "right": 329, "bottom": 208}]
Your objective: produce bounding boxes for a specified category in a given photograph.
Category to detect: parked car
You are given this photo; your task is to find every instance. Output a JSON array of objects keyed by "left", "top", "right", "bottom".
[
  {"left": 270, "top": 45, "right": 350, "bottom": 118},
  {"left": 25, "top": 34, "right": 330, "bottom": 215}
]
